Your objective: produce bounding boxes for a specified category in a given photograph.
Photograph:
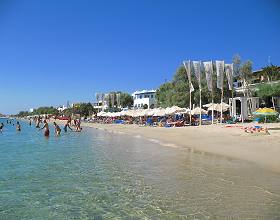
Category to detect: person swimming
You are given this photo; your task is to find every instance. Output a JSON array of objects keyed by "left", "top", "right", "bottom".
[
  {"left": 16, "top": 121, "right": 21, "bottom": 131},
  {"left": 40, "top": 120, "right": 50, "bottom": 137},
  {"left": 53, "top": 122, "right": 61, "bottom": 136},
  {"left": 64, "top": 120, "right": 72, "bottom": 132},
  {"left": 0, "top": 123, "right": 4, "bottom": 132}
]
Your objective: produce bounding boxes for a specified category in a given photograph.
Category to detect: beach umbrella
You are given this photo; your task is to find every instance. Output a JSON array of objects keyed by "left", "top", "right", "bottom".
[
  {"left": 253, "top": 108, "right": 278, "bottom": 115},
  {"left": 191, "top": 107, "right": 207, "bottom": 115},
  {"left": 165, "top": 106, "right": 185, "bottom": 115},
  {"left": 253, "top": 108, "right": 279, "bottom": 122},
  {"left": 207, "top": 102, "right": 230, "bottom": 112},
  {"left": 203, "top": 103, "right": 213, "bottom": 108},
  {"left": 153, "top": 108, "right": 166, "bottom": 117},
  {"left": 175, "top": 108, "right": 190, "bottom": 115}
]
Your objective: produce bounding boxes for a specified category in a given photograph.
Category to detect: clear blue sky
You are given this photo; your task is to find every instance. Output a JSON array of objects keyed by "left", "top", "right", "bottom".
[{"left": 0, "top": 0, "right": 279, "bottom": 114}]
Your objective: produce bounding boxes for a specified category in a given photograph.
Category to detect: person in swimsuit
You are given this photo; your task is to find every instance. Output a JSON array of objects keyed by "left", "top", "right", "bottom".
[
  {"left": 64, "top": 120, "right": 72, "bottom": 132},
  {"left": 40, "top": 120, "right": 50, "bottom": 137},
  {"left": 53, "top": 122, "right": 61, "bottom": 136},
  {"left": 29, "top": 119, "right": 32, "bottom": 126},
  {"left": 16, "top": 121, "right": 21, "bottom": 131},
  {"left": 0, "top": 123, "right": 4, "bottom": 132},
  {"left": 36, "top": 118, "right": 41, "bottom": 128},
  {"left": 75, "top": 119, "right": 82, "bottom": 132}
]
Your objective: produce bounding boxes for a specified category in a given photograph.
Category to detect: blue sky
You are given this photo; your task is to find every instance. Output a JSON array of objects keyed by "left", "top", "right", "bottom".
[{"left": 0, "top": 0, "right": 279, "bottom": 114}]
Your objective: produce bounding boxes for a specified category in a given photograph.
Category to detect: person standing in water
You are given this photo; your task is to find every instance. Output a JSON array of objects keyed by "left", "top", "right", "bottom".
[
  {"left": 36, "top": 117, "right": 41, "bottom": 128},
  {"left": 64, "top": 120, "right": 72, "bottom": 132},
  {"left": 29, "top": 119, "right": 32, "bottom": 126},
  {"left": 0, "top": 123, "right": 4, "bottom": 132},
  {"left": 40, "top": 120, "right": 50, "bottom": 137},
  {"left": 16, "top": 121, "right": 21, "bottom": 131},
  {"left": 53, "top": 122, "right": 61, "bottom": 136}
]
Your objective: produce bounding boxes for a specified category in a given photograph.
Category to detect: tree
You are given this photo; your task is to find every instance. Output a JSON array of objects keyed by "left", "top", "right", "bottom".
[
  {"left": 256, "top": 83, "right": 280, "bottom": 108},
  {"left": 233, "top": 54, "right": 241, "bottom": 77},
  {"left": 120, "top": 92, "right": 133, "bottom": 108},
  {"left": 260, "top": 64, "right": 280, "bottom": 82}
]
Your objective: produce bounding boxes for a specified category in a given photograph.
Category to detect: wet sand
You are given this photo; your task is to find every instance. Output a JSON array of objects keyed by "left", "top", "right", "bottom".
[{"left": 78, "top": 122, "right": 280, "bottom": 173}]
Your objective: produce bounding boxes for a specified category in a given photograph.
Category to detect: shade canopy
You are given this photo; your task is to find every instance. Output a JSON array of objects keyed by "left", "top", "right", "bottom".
[
  {"left": 207, "top": 102, "right": 230, "bottom": 112},
  {"left": 253, "top": 108, "right": 279, "bottom": 116},
  {"left": 191, "top": 107, "right": 207, "bottom": 115}
]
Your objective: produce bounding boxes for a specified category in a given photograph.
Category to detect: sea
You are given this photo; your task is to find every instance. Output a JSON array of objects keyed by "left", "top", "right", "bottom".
[{"left": 0, "top": 118, "right": 280, "bottom": 219}]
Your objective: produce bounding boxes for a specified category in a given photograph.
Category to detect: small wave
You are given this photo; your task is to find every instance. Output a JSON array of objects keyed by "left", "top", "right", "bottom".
[{"left": 159, "top": 142, "right": 180, "bottom": 148}]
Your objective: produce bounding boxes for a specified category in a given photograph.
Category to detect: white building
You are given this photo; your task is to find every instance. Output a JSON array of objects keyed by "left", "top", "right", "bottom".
[
  {"left": 132, "top": 89, "right": 156, "bottom": 109},
  {"left": 93, "top": 100, "right": 109, "bottom": 111}
]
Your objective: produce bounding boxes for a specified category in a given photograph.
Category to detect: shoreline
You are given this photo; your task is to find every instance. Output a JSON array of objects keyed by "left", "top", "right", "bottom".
[{"left": 80, "top": 122, "right": 280, "bottom": 173}]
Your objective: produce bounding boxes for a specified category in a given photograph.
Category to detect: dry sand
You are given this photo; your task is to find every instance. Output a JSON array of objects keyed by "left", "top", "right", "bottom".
[{"left": 77, "top": 122, "right": 280, "bottom": 173}]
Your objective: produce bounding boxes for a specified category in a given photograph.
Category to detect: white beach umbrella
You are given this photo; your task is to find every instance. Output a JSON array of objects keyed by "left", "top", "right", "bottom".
[
  {"left": 137, "top": 109, "right": 150, "bottom": 117},
  {"left": 119, "top": 110, "right": 127, "bottom": 116},
  {"left": 191, "top": 107, "right": 207, "bottom": 115},
  {"left": 165, "top": 106, "right": 185, "bottom": 115},
  {"left": 203, "top": 103, "right": 213, "bottom": 108},
  {"left": 153, "top": 108, "right": 166, "bottom": 117},
  {"left": 207, "top": 102, "right": 230, "bottom": 112},
  {"left": 175, "top": 108, "right": 190, "bottom": 115},
  {"left": 97, "top": 112, "right": 104, "bottom": 117}
]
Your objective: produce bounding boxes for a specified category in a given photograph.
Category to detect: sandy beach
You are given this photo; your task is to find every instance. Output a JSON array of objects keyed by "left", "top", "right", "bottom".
[{"left": 75, "top": 122, "right": 280, "bottom": 173}]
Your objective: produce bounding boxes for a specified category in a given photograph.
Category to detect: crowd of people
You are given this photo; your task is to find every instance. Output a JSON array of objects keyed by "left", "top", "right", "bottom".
[{"left": 0, "top": 117, "right": 82, "bottom": 137}]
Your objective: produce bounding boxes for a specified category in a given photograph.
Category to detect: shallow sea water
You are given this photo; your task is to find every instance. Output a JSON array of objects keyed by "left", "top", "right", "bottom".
[{"left": 0, "top": 119, "right": 280, "bottom": 219}]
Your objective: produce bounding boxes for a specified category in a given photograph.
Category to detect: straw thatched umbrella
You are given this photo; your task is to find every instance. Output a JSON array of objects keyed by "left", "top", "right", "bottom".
[{"left": 191, "top": 107, "right": 207, "bottom": 115}]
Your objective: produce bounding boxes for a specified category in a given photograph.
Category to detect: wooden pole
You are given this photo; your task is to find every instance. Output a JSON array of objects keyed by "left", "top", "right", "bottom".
[
  {"left": 220, "top": 89, "right": 223, "bottom": 123},
  {"left": 212, "top": 97, "right": 214, "bottom": 125},
  {"left": 189, "top": 90, "right": 192, "bottom": 125},
  {"left": 199, "top": 88, "right": 202, "bottom": 126}
]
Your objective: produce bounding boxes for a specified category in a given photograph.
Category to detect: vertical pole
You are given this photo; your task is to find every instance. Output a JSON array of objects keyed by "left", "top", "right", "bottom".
[
  {"left": 189, "top": 91, "right": 192, "bottom": 125},
  {"left": 231, "top": 89, "right": 234, "bottom": 118},
  {"left": 199, "top": 88, "right": 202, "bottom": 126},
  {"left": 212, "top": 97, "right": 214, "bottom": 125},
  {"left": 220, "top": 89, "right": 223, "bottom": 123}
]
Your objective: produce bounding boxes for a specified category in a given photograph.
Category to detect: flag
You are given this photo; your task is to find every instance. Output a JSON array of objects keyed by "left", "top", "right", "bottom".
[
  {"left": 193, "top": 61, "right": 201, "bottom": 89},
  {"left": 216, "top": 60, "right": 225, "bottom": 89},
  {"left": 203, "top": 61, "right": 213, "bottom": 92},
  {"left": 225, "top": 64, "right": 233, "bottom": 90},
  {"left": 183, "top": 60, "right": 194, "bottom": 92}
]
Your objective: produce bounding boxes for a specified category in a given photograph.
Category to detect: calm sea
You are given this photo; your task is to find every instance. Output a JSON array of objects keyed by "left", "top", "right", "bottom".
[{"left": 0, "top": 118, "right": 280, "bottom": 219}]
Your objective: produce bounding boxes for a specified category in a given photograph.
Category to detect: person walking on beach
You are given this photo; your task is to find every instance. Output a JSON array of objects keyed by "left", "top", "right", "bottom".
[
  {"left": 64, "top": 120, "right": 72, "bottom": 132},
  {"left": 40, "top": 120, "right": 50, "bottom": 137},
  {"left": 53, "top": 122, "right": 61, "bottom": 136},
  {"left": 16, "top": 121, "right": 21, "bottom": 131}
]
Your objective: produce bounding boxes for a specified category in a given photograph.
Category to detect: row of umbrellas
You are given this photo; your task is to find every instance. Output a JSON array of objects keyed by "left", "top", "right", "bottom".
[{"left": 97, "top": 103, "right": 231, "bottom": 118}]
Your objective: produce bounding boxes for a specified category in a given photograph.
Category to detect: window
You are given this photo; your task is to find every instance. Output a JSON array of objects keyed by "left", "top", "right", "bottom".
[
  {"left": 140, "top": 95, "right": 142, "bottom": 99},
  {"left": 144, "top": 95, "right": 149, "bottom": 98},
  {"left": 151, "top": 95, "right": 153, "bottom": 98}
]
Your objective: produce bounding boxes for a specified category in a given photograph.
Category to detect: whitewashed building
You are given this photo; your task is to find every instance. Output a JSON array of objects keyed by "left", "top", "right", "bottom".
[
  {"left": 57, "top": 105, "right": 67, "bottom": 112},
  {"left": 132, "top": 89, "right": 156, "bottom": 109}
]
